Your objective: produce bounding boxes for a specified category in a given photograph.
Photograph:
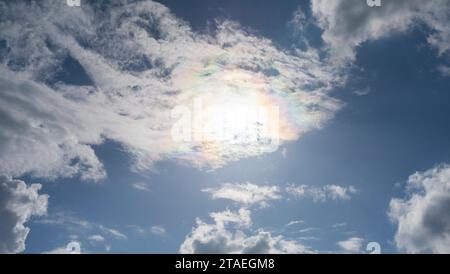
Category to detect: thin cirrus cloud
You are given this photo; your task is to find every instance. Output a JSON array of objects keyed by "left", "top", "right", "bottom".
[
  {"left": 203, "top": 182, "right": 356, "bottom": 207},
  {"left": 202, "top": 182, "right": 282, "bottom": 208},
  {"left": 131, "top": 181, "right": 151, "bottom": 192},
  {"left": 286, "top": 220, "right": 305, "bottom": 227},
  {"left": 35, "top": 211, "right": 128, "bottom": 242},
  {"left": 286, "top": 184, "right": 357, "bottom": 202},
  {"left": 150, "top": 225, "right": 167, "bottom": 236}
]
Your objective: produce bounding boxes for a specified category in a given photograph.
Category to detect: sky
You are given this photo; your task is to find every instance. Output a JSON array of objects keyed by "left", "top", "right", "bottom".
[{"left": 1, "top": 0, "right": 450, "bottom": 254}]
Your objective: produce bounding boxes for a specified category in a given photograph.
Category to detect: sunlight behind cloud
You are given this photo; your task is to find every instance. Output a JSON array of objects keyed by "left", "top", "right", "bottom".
[{"left": 0, "top": 0, "right": 343, "bottom": 177}]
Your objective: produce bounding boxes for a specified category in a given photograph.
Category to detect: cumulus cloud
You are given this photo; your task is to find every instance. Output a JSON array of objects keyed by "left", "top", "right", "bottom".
[
  {"left": 179, "top": 208, "right": 313, "bottom": 254},
  {"left": 337, "top": 237, "right": 364, "bottom": 253},
  {"left": 0, "top": 175, "right": 48, "bottom": 253},
  {"left": 310, "top": 0, "right": 450, "bottom": 63},
  {"left": 202, "top": 182, "right": 282, "bottom": 207},
  {"left": 0, "top": 0, "right": 343, "bottom": 182},
  {"left": 388, "top": 164, "right": 450, "bottom": 253},
  {"left": 286, "top": 184, "right": 357, "bottom": 202}
]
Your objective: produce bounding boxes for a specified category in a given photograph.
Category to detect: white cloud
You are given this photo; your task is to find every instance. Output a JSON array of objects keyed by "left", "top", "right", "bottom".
[
  {"left": 0, "top": 0, "right": 343, "bottom": 182},
  {"left": 179, "top": 208, "right": 313, "bottom": 254},
  {"left": 43, "top": 241, "right": 81, "bottom": 254},
  {"left": 150, "top": 225, "right": 166, "bottom": 236},
  {"left": 88, "top": 235, "right": 105, "bottom": 242},
  {"left": 43, "top": 247, "right": 73, "bottom": 254},
  {"left": 286, "top": 220, "right": 304, "bottom": 227},
  {"left": 388, "top": 164, "right": 450, "bottom": 253},
  {"left": 286, "top": 184, "right": 357, "bottom": 202},
  {"left": 353, "top": 87, "right": 371, "bottom": 96},
  {"left": 332, "top": 222, "right": 347, "bottom": 228},
  {"left": 310, "top": 0, "right": 450, "bottom": 63},
  {"left": 0, "top": 175, "right": 48, "bottom": 253},
  {"left": 203, "top": 182, "right": 282, "bottom": 207},
  {"left": 132, "top": 181, "right": 150, "bottom": 192},
  {"left": 337, "top": 237, "right": 364, "bottom": 253},
  {"left": 98, "top": 225, "right": 127, "bottom": 240},
  {"left": 298, "top": 227, "right": 318, "bottom": 234},
  {"left": 0, "top": 70, "right": 106, "bottom": 181}
]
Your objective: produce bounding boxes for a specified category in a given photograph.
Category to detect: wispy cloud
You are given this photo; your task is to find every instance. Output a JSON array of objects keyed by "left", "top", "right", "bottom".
[
  {"left": 332, "top": 222, "right": 347, "bottom": 229},
  {"left": 131, "top": 181, "right": 150, "bottom": 192},
  {"left": 203, "top": 182, "right": 282, "bottom": 207},
  {"left": 150, "top": 225, "right": 167, "bottom": 236},
  {"left": 286, "top": 220, "right": 304, "bottom": 227},
  {"left": 36, "top": 211, "right": 127, "bottom": 241},
  {"left": 88, "top": 235, "right": 105, "bottom": 242},
  {"left": 286, "top": 184, "right": 357, "bottom": 202}
]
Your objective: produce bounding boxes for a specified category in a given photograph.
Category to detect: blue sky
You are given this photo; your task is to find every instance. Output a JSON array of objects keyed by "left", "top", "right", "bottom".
[{"left": 1, "top": 0, "right": 450, "bottom": 254}]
